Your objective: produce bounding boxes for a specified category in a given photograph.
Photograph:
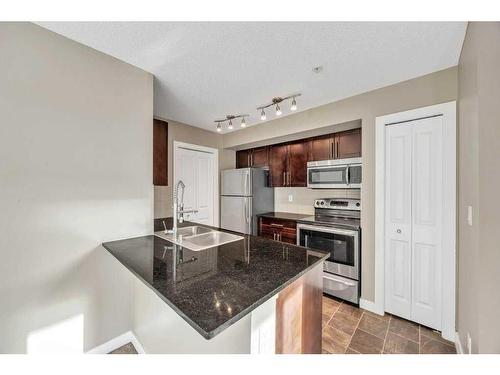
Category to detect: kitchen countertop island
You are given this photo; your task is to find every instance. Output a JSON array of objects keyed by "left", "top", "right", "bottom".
[{"left": 102, "top": 222, "right": 327, "bottom": 354}]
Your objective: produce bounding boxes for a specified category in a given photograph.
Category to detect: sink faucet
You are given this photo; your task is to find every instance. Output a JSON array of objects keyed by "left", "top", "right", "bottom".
[{"left": 165, "top": 179, "right": 198, "bottom": 237}]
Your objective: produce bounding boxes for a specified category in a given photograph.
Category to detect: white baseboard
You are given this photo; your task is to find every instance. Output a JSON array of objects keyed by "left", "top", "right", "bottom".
[
  {"left": 455, "top": 332, "right": 464, "bottom": 354},
  {"left": 86, "top": 331, "right": 145, "bottom": 354},
  {"left": 359, "top": 298, "right": 385, "bottom": 316}
]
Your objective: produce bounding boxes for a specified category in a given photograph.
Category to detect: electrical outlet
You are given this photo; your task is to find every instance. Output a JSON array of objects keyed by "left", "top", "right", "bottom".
[
  {"left": 467, "top": 333, "right": 472, "bottom": 354},
  {"left": 288, "top": 194, "right": 293, "bottom": 202},
  {"left": 467, "top": 206, "right": 473, "bottom": 226}
]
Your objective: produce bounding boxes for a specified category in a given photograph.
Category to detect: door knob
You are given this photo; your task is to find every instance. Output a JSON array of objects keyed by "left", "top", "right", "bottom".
[{"left": 396, "top": 229, "right": 402, "bottom": 234}]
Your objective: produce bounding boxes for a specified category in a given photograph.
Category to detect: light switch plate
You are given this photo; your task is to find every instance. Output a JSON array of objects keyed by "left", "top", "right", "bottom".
[
  {"left": 467, "top": 206, "right": 473, "bottom": 226},
  {"left": 288, "top": 194, "right": 293, "bottom": 202}
]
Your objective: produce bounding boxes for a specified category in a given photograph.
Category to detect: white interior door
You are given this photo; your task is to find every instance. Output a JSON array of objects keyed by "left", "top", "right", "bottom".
[
  {"left": 385, "top": 116, "right": 443, "bottom": 331},
  {"left": 385, "top": 122, "right": 413, "bottom": 319},
  {"left": 174, "top": 146, "right": 215, "bottom": 225},
  {"left": 410, "top": 117, "right": 442, "bottom": 329}
]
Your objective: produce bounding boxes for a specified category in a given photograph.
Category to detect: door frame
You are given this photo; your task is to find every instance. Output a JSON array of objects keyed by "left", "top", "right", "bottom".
[
  {"left": 173, "top": 141, "right": 219, "bottom": 227},
  {"left": 374, "top": 101, "right": 456, "bottom": 341}
]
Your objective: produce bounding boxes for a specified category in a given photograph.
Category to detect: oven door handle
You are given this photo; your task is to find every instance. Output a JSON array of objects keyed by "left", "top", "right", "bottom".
[
  {"left": 323, "top": 274, "right": 357, "bottom": 287},
  {"left": 297, "top": 223, "right": 358, "bottom": 237}
]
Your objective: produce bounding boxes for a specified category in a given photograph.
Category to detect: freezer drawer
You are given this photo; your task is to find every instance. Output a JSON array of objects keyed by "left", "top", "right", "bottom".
[
  {"left": 221, "top": 168, "right": 252, "bottom": 196},
  {"left": 323, "top": 272, "right": 359, "bottom": 304},
  {"left": 220, "top": 196, "right": 252, "bottom": 234}
]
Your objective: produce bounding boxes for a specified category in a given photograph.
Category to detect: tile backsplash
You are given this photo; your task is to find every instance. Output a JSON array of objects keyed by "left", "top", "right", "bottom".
[{"left": 274, "top": 187, "right": 361, "bottom": 215}]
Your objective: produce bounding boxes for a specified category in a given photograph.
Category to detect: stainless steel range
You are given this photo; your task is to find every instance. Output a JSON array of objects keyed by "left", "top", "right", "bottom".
[{"left": 297, "top": 198, "right": 361, "bottom": 304}]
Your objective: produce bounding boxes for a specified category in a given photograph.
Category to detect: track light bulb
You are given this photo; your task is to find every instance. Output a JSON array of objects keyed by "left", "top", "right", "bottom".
[
  {"left": 260, "top": 109, "right": 266, "bottom": 121},
  {"left": 290, "top": 97, "right": 297, "bottom": 111},
  {"left": 240, "top": 117, "right": 246, "bottom": 127},
  {"left": 276, "top": 104, "right": 282, "bottom": 116},
  {"left": 228, "top": 119, "right": 233, "bottom": 130}
]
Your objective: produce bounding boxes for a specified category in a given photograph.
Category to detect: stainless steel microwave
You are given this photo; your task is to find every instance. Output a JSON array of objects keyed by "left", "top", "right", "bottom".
[{"left": 307, "top": 158, "right": 362, "bottom": 189}]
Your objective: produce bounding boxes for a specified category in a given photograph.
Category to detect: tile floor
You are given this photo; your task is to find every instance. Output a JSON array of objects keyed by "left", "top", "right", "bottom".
[
  {"left": 109, "top": 342, "right": 138, "bottom": 354},
  {"left": 109, "top": 296, "right": 457, "bottom": 355},
  {"left": 322, "top": 295, "right": 457, "bottom": 354}
]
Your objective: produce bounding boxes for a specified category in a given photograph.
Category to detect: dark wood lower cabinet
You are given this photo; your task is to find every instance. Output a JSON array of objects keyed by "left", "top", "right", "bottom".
[
  {"left": 276, "top": 262, "right": 323, "bottom": 354},
  {"left": 259, "top": 217, "right": 297, "bottom": 244}
]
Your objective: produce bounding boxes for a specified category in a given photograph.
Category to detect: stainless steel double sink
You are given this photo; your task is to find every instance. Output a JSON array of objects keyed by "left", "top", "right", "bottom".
[{"left": 155, "top": 226, "right": 244, "bottom": 251}]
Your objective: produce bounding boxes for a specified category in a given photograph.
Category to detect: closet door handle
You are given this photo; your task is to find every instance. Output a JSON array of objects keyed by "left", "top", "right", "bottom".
[{"left": 396, "top": 229, "right": 402, "bottom": 234}]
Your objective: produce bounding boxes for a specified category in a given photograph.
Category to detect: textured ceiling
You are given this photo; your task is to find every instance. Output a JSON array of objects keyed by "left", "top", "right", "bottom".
[{"left": 37, "top": 22, "right": 466, "bottom": 133}]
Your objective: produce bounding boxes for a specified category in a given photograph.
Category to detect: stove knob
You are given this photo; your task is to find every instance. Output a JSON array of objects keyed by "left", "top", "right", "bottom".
[
  {"left": 320, "top": 201, "right": 325, "bottom": 206},
  {"left": 356, "top": 202, "right": 361, "bottom": 207}
]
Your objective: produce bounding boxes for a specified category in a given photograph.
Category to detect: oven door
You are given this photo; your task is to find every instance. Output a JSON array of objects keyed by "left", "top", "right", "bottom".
[
  {"left": 307, "top": 165, "right": 349, "bottom": 189},
  {"left": 297, "top": 224, "right": 359, "bottom": 280}
]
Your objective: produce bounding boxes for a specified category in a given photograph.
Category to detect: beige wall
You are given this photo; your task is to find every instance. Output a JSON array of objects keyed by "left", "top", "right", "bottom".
[
  {"left": 223, "top": 67, "right": 458, "bottom": 302},
  {"left": 153, "top": 119, "right": 230, "bottom": 218},
  {"left": 457, "top": 22, "right": 500, "bottom": 354},
  {"left": 0, "top": 23, "right": 153, "bottom": 352}
]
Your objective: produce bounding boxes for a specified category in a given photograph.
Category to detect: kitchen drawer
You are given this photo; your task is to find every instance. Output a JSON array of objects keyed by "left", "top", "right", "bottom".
[{"left": 323, "top": 272, "right": 359, "bottom": 304}]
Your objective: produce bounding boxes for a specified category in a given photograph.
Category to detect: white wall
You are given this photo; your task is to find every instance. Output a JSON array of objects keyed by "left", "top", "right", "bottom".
[{"left": 0, "top": 23, "right": 153, "bottom": 353}]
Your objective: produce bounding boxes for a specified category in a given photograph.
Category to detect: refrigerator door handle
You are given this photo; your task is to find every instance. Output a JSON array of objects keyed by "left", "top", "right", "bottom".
[
  {"left": 245, "top": 170, "right": 250, "bottom": 196},
  {"left": 244, "top": 198, "right": 249, "bottom": 223}
]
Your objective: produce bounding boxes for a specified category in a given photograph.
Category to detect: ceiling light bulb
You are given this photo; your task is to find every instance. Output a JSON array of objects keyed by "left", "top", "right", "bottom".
[
  {"left": 260, "top": 109, "right": 266, "bottom": 121},
  {"left": 276, "top": 104, "right": 282, "bottom": 116},
  {"left": 228, "top": 119, "right": 233, "bottom": 130},
  {"left": 290, "top": 97, "right": 297, "bottom": 111},
  {"left": 240, "top": 117, "right": 246, "bottom": 127},
  {"left": 216, "top": 123, "right": 222, "bottom": 132}
]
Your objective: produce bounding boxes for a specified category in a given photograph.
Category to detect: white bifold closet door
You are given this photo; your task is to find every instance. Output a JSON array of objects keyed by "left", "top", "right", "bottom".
[{"left": 385, "top": 116, "right": 443, "bottom": 330}]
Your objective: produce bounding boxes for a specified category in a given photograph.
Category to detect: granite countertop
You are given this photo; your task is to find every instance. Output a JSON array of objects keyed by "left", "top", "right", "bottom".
[
  {"left": 102, "top": 223, "right": 328, "bottom": 340},
  {"left": 257, "top": 212, "right": 311, "bottom": 221}
]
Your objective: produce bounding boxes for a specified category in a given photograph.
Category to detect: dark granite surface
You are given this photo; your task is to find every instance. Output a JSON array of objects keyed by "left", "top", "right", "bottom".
[
  {"left": 256, "top": 211, "right": 311, "bottom": 221},
  {"left": 102, "top": 223, "right": 328, "bottom": 340}
]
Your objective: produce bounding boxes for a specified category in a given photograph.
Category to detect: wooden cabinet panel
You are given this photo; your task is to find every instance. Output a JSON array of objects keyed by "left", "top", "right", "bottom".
[
  {"left": 153, "top": 119, "right": 168, "bottom": 186},
  {"left": 335, "top": 128, "right": 362, "bottom": 159},
  {"left": 276, "top": 263, "right": 323, "bottom": 354},
  {"left": 288, "top": 141, "right": 309, "bottom": 187},
  {"left": 251, "top": 146, "right": 269, "bottom": 167},
  {"left": 236, "top": 149, "right": 251, "bottom": 168},
  {"left": 269, "top": 144, "right": 288, "bottom": 187},
  {"left": 259, "top": 217, "right": 297, "bottom": 244},
  {"left": 309, "top": 134, "right": 333, "bottom": 161}
]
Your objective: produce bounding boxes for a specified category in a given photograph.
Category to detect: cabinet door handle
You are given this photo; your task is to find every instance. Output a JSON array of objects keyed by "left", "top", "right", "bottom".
[
  {"left": 331, "top": 142, "right": 334, "bottom": 159},
  {"left": 336, "top": 141, "right": 339, "bottom": 158},
  {"left": 283, "top": 172, "right": 286, "bottom": 186}
]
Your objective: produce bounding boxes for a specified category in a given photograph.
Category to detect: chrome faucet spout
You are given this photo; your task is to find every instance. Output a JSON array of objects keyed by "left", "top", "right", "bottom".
[{"left": 166, "top": 179, "right": 197, "bottom": 237}]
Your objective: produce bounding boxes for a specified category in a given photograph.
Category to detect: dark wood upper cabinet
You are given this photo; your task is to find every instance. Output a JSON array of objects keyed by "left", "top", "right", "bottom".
[
  {"left": 269, "top": 144, "right": 288, "bottom": 187},
  {"left": 236, "top": 128, "right": 361, "bottom": 179},
  {"left": 251, "top": 146, "right": 269, "bottom": 167},
  {"left": 236, "top": 146, "right": 269, "bottom": 168},
  {"left": 153, "top": 119, "right": 168, "bottom": 186},
  {"left": 309, "top": 134, "right": 334, "bottom": 161},
  {"left": 335, "top": 128, "right": 362, "bottom": 159},
  {"left": 288, "top": 141, "right": 309, "bottom": 187},
  {"left": 236, "top": 149, "right": 251, "bottom": 168}
]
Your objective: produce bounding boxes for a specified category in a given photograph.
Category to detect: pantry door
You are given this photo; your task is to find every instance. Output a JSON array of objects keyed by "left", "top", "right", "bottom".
[
  {"left": 384, "top": 116, "right": 443, "bottom": 330},
  {"left": 384, "top": 122, "right": 413, "bottom": 319},
  {"left": 174, "top": 142, "right": 218, "bottom": 226}
]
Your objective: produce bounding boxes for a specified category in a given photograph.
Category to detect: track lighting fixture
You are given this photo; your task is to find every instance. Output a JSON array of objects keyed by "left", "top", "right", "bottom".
[
  {"left": 260, "top": 109, "right": 267, "bottom": 121},
  {"left": 257, "top": 93, "right": 301, "bottom": 120},
  {"left": 214, "top": 114, "right": 248, "bottom": 132}
]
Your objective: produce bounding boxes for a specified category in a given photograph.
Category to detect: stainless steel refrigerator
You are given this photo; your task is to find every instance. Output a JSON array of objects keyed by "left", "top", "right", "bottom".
[{"left": 220, "top": 168, "right": 274, "bottom": 235}]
